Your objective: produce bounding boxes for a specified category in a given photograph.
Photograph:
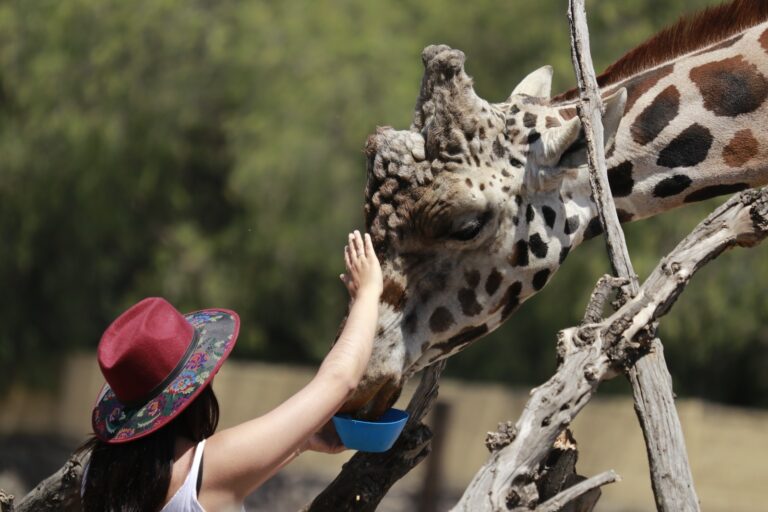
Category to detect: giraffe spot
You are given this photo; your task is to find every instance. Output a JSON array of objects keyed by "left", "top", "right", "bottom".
[
  {"left": 464, "top": 269, "right": 480, "bottom": 288},
  {"left": 529, "top": 233, "right": 548, "bottom": 258},
  {"left": 515, "top": 195, "right": 523, "bottom": 206},
  {"left": 485, "top": 268, "right": 502, "bottom": 296},
  {"left": 545, "top": 116, "right": 561, "bottom": 128},
  {"left": 690, "top": 56, "right": 768, "bottom": 117},
  {"left": 532, "top": 269, "right": 551, "bottom": 291},
  {"left": 564, "top": 215, "right": 580, "bottom": 235},
  {"left": 607, "top": 161, "right": 634, "bottom": 197},
  {"left": 472, "top": 154, "right": 481, "bottom": 166},
  {"left": 478, "top": 127, "right": 486, "bottom": 139},
  {"left": 559, "top": 245, "right": 571, "bottom": 264},
  {"left": 509, "top": 157, "right": 523, "bottom": 168},
  {"left": 523, "top": 112, "right": 538, "bottom": 128},
  {"left": 653, "top": 174, "right": 693, "bottom": 198},
  {"left": 480, "top": 183, "right": 485, "bottom": 191},
  {"left": 404, "top": 311, "right": 418, "bottom": 334},
  {"left": 683, "top": 183, "right": 749, "bottom": 203},
  {"left": 527, "top": 130, "right": 541, "bottom": 144},
  {"left": 510, "top": 105, "right": 520, "bottom": 115},
  {"left": 692, "top": 34, "right": 743, "bottom": 56},
  {"left": 559, "top": 107, "right": 578, "bottom": 120},
  {"left": 526, "top": 204, "right": 535, "bottom": 223},
  {"left": 507, "top": 128, "right": 520, "bottom": 140},
  {"left": 657, "top": 123, "right": 713, "bottom": 168},
  {"left": 432, "top": 324, "right": 489, "bottom": 353},
  {"left": 722, "top": 129, "right": 758, "bottom": 167},
  {"left": 458, "top": 288, "right": 483, "bottom": 316},
  {"left": 429, "top": 307, "right": 455, "bottom": 333},
  {"left": 542, "top": 205, "right": 556, "bottom": 229},
  {"left": 621, "top": 63, "right": 674, "bottom": 112},
  {"left": 502, "top": 170, "right": 511, "bottom": 178},
  {"left": 583, "top": 217, "right": 603, "bottom": 240},
  {"left": 616, "top": 209, "right": 634, "bottom": 223},
  {"left": 500, "top": 281, "right": 523, "bottom": 320},
  {"left": 509, "top": 240, "right": 529, "bottom": 267},
  {"left": 493, "top": 138, "right": 505, "bottom": 158},
  {"left": 761, "top": 27, "right": 768, "bottom": 54},
  {"left": 630, "top": 85, "right": 680, "bottom": 145},
  {"left": 465, "top": 178, "right": 473, "bottom": 187},
  {"left": 502, "top": 185, "right": 511, "bottom": 192},
  {"left": 506, "top": 117, "right": 517, "bottom": 126},
  {"left": 381, "top": 279, "right": 406, "bottom": 311}
]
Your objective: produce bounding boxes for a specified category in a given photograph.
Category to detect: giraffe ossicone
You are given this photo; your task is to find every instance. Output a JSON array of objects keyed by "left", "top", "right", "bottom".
[{"left": 343, "top": 3, "right": 768, "bottom": 419}]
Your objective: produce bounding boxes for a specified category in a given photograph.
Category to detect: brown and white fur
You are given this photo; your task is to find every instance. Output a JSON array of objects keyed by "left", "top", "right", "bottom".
[{"left": 343, "top": 0, "right": 768, "bottom": 418}]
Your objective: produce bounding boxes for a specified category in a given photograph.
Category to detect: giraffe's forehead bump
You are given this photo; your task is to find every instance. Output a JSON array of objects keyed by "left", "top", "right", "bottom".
[{"left": 363, "top": 100, "right": 562, "bottom": 254}]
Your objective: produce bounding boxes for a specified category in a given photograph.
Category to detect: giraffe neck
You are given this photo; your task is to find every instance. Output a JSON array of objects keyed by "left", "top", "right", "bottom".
[{"left": 565, "top": 21, "right": 768, "bottom": 243}]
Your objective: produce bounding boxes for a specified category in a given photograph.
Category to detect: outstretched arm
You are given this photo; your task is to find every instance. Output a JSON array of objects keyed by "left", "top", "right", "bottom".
[{"left": 203, "top": 231, "right": 383, "bottom": 503}]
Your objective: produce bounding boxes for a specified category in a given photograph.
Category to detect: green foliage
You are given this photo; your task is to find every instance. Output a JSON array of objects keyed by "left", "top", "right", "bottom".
[{"left": 1, "top": 0, "right": 765, "bottom": 406}]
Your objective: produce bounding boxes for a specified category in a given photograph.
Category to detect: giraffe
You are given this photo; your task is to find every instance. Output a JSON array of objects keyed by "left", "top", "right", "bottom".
[{"left": 341, "top": 0, "right": 768, "bottom": 419}]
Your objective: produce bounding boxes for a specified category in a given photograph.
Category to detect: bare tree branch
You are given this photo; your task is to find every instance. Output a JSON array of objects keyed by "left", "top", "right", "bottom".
[
  {"left": 533, "top": 470, "right": 619, "bottom": 512},
  {"left": 0, "top": 490, "right": 14, "bottom": 512},
  {"left": 11, "top": 452, "right": 86, "bottom": 512},
  {"left": 303, "top": 361, "right": 446, "bottom": 511},
  {"left": 567, "top": 0, "right": 700, "bottom": 509}
]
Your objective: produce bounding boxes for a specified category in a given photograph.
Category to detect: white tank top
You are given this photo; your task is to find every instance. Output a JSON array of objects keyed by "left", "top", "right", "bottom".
[
  {"left": 82, "top": 439, "right": 246, "bottom": 511},
  {"left": 161, "top": 439, "right": 246, "bottom": 512}
]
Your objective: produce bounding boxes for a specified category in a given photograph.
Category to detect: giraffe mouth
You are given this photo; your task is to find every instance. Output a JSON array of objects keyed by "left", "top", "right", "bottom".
[{"left": 338, "top": 375, "right": 403, "bottom": 421}]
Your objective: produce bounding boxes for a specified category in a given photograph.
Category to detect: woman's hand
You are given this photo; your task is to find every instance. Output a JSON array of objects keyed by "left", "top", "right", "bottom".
[
  {"left": 340, "top": 230, "right": 383, "bottom": 301},
  {"left": 301, "top": 421, "right": 346, "bottom": 454}
]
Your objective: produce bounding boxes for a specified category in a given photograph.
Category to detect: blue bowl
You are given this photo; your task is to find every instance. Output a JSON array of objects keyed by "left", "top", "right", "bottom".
[{"left": 332, "top": 408, "right": 409, "bottom": 452}]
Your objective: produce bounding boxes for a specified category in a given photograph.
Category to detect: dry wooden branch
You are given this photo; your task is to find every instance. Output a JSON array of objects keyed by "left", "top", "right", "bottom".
[
  {"left": 533, "top": 470, "right": 619, "bottom": 512},
  {"left": 303, "top": 361, "right": 446, "bottom": 511},
  {"left": 9, "top": 452, "right": 86, "bottom": 512},
  {"left": 0, "top": 490, "right": 14, "bottom": 512},
  {"left": 452, "top": 188, "right": 768, "bottom": 510},
  {"left": 567, "top": 1, "right": 701, "bottom": 510}
]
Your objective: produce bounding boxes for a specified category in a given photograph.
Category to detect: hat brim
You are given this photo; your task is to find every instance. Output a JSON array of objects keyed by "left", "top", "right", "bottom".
[{"left": 92, "top": 308, "right": 240, "bottom": 444}]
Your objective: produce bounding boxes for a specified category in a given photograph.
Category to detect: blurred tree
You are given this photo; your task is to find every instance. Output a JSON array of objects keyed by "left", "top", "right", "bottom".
[{"left": 0, "top": 0, "right": 765, "bottom": 407}]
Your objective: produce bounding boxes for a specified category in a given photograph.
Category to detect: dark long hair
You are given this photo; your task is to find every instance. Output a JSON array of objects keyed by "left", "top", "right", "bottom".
[{"left": 79, "top": 385, "right": 219, "bottom": 512}]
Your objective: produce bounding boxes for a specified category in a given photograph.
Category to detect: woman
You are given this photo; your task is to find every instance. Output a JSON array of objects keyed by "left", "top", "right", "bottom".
[{"left": 80, "top": 230, "right": 382, "bottom": 511}]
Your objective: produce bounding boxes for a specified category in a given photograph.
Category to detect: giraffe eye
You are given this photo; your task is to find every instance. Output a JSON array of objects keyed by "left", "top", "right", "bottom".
[{"left": 450, "top": 211, "right": 492, "bottom": 241}]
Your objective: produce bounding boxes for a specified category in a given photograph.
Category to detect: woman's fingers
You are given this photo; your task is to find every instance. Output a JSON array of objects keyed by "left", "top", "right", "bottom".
[
  {"left": 348, "top": 233, "right": 359, "bottom": 261},
  {"left": 344, "top": 245, "right": 353, "bottom": 272},
  {"left": 364, "top": 233, "right": 374, "bottom": 257},
  {"left": 355, "top": 231, "right": 367, "bottom": 259}
]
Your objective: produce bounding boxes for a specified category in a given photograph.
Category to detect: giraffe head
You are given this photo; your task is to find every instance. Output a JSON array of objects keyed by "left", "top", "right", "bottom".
[{"left": 341, "top": 45, "right": 626, "bottom": 419}]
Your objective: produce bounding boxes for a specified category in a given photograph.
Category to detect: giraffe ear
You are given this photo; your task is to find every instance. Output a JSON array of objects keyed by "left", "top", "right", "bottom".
[
  {"left": 510, "top": 65, "right": 553, "bottom": 98},
  {"left": 550, "top": 87, "right": 627, "bottom": 167},
  {"left": 601, "top": 87, "right": 627, "bottom": 148},
  {"left": 540, "top": 116, "right": 581, "bottom": 163}
]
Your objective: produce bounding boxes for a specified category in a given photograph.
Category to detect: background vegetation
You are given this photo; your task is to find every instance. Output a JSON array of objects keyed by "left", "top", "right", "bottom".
[{"left": 1, "top": 0, "right": 765, "bottom": 407}]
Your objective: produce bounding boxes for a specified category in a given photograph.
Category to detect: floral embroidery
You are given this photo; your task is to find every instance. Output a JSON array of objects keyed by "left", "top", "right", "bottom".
[
  {"left": 187, "top": 352, "right": 208, "bottom": 369},
  {"left": 145, "top": 395, "right": 165, "bottom": 418},
  {"left": 114, "top": 428, "right": 136, "bottom": 440},
  {"left": 169, "top": 369, "right": 197, "bottom": 395}
]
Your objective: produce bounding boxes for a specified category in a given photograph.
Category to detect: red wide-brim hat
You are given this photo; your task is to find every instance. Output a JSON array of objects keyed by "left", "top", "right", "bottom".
[{"left": 92, "top": 298, "right": 240, "bottom": 443}]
